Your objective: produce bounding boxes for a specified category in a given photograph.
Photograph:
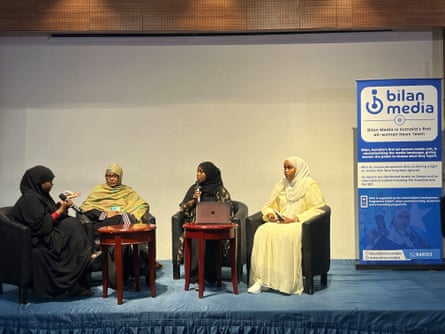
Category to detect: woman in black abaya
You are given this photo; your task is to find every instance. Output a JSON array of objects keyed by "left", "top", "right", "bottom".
[
  {"left": 178, "top": 161, "right": 232, "bottom": 283},
  {"left": 12, "top": 165, "right": 94, "bottom": 298}
]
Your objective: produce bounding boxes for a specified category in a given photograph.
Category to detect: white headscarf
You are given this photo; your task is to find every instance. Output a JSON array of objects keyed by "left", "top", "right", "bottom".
[
  {"left": 285, "top": 156, "right": 313, "bottom": 201},
  {"left": 271, "top": 156, "right": 315, "bottom": 203}
]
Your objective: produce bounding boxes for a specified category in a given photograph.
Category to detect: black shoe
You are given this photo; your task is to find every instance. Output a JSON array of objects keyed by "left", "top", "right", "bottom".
[
  {"left": 78, "top": 288, "right": 94, "bottom": 297},
  {"left": 206, "top": 277, "right": 217, "bottom": 284},
  {"left": 68, "top": 283, "right": 93, "bottom": 297},
  {"left": 125, "top": 277, "right": 137, "bottom": 291}
]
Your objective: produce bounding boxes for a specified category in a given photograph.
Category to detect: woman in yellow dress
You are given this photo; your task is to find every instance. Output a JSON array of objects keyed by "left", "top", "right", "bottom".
[{"left": 248, "top": 156, "right": 325, "bottom": 294}]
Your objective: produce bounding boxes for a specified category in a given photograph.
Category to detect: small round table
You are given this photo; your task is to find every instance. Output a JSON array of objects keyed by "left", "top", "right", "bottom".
[
  {"left": 183, "top": 223, "right": 238, "bottom": 298},
  {"left": 98, "top": 224, "right": 156, "bottom": 305}
]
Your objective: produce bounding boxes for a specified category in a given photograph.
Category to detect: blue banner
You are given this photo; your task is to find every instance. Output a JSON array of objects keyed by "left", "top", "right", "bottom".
[{"left": 357, "top": 78, "right": 442, "bottom": 265}]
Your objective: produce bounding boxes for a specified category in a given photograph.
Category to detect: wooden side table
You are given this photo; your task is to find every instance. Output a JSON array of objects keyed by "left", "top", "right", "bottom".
[
  {"left": 98, "top": 224, "right": 156, "bottom": 305},
  {"left": 183, "top": 223, "right": 238, "bottom": 298}
]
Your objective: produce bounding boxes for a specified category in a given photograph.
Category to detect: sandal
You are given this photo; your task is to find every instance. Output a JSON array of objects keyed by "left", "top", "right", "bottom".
[
  {"left": 91, "top": 250, "right": 102, "bottom": 259},
  {"left": 89, "top": 251, "right": 103, "bottom": 271}
]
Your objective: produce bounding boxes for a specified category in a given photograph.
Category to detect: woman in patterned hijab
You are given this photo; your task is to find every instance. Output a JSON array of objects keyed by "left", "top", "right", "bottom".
[
  {"left": 81, "top": 164, "right": 151, "bottom": 288},
  {"left": 81, "top": 164, "right": 149, "bottom": 224}
]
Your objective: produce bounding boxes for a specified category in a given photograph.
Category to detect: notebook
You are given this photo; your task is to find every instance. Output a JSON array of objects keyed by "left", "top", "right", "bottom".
[{"left": 194, "top": 201, "right": 231, "bottom": 224}]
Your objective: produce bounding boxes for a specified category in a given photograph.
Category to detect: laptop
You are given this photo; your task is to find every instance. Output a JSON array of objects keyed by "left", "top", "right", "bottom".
[{"left": 194, "top": 201, "right": 231, "bottom": 224}]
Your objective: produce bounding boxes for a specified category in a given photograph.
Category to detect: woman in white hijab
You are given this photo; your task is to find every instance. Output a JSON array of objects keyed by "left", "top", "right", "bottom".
[{"left": 248, "top": 156, "right": 325, "bottom": 294}]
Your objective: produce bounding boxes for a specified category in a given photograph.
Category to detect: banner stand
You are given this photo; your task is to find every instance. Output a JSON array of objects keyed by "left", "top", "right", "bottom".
[
  {"left": 355, "top": 261, "right": 445, "bottom": 270},
  {"left": 355, "top": 78, "right": 443, "bottom": 270},
  {"left": 354, "top": 128, "right": 445, "bottom": 270}
]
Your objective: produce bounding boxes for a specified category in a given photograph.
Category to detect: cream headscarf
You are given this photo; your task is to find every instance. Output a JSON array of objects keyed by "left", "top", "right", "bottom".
[
  {"left": 80, "top": 164, "right": 149, "bottom": 222},
  {"left": 270, "top": 156, "right": 315, "bottom": 203}
]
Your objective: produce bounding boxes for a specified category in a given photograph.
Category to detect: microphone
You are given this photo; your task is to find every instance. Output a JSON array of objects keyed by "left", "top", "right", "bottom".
[
  {"left": 195, "top": 181, "right": 201, "bottom": 203},
  {"left": 59, "top": 193, "right": 84, "bottom": 215}
]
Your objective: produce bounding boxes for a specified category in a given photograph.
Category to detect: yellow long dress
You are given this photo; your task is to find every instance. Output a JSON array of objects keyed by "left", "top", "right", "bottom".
[{"left": 249, "top": 182, "right": 325, "bottom": 294}]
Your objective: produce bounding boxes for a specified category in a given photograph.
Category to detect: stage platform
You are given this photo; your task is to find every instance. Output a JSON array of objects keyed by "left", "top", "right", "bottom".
[{"left": 1, "top": 259, "right": 444, "bottom": 333}]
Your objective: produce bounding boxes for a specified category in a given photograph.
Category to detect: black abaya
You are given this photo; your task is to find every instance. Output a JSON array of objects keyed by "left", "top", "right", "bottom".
[{"left": 12, "top": 166, "right": 92, "bottom": 298}]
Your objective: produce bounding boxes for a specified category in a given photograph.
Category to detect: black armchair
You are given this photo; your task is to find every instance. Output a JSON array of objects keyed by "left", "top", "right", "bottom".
[
  {"left": 0, "top": 206, "right": 33, "bottom": 304},
  {"left": 0, "top": 205, "right": 157, "bottom": 304},
  {"left": 246, "top": 205, "right": 331, "bottom": 294},
  {"left": 171, "top": 200, "right": 248, "bottom": 280}
]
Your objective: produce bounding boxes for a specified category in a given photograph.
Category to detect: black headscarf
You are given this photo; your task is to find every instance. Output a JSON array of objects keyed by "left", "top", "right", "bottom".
[
  {"left": 19, "top": 165, "right": 56, "bottom": 209},
  {"left": 181, "top": 161, "right": 225, "bottom": 204},
  {"left": 198, "top": 161, "right": 223, "bottom": 201}
]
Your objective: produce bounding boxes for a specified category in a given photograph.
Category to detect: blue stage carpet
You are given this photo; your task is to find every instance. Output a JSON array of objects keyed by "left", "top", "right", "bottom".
[{"left": 0, "top": 260, "right": 444, "bottom": 333}]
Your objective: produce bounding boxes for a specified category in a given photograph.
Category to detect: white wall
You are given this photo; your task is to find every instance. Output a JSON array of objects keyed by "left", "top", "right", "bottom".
[{"left": 0, "top": 31, "right": 442, "bottom": 260}]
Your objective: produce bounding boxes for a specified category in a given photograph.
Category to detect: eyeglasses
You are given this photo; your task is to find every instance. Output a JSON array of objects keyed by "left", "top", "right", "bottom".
[{"left": 105, "top": 174, "right": 119, "bottom": 179}]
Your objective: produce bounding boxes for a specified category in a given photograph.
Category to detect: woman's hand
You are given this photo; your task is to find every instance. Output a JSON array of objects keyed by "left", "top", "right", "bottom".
[
  {"left": 53, "top": 199, "right": 72, "bottom": 222},
  {"left": 280, "top": 216, "right": 299, "bottom": 224},
  {"left": 266, "top": 213, "right": 278, "bottom": 222},
  {"left": 63, "top": 190, "right": 80, "bottom": 199},
  {"left": 59, "top": 198, "right": 73, "bottom": 211},
  {"left": 107, "top": 211, "right": 121, "bottom": 218},
  {"left": 187, "top": 199, "right": 196, "bottom": 208},
  {"left": 266, "top": 213, "right": 298, "bottom": 224},
  {"left": 192, "top": 188, "right": 201, "bottom": 201},
  {"left": 282, "top": 216, "right": 298, "bottom": 224}
]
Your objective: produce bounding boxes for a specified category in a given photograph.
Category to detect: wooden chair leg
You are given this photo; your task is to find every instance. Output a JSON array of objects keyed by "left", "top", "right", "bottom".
[
  {"left": 304, "top": 276, "right": 314, "bottom": 295},
  {"left": 19, "top": 287, "right": 28, "bottom": 304},
  {"left": 236, "top": 253, "right": 242, "bottom": 283},
  {"left": 321, "top": 273, "right": 328, "bottom": 286},
  {"left": 172, "top": 234, "right": 182, "bottom": 280},
  {"left": 246, "top": 257, "right": 251, "bottom": 284},
  {"left": 173, "top": 260, "right": 180, "bottom": 280}
]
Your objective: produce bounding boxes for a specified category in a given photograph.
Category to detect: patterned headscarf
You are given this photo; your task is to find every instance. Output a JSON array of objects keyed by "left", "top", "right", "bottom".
[
  {"left": 105, "top": 164, "right": 123, "bottom": 186},
  {"left": 80, "top": 164, "right": 149, "bottom": 222}
]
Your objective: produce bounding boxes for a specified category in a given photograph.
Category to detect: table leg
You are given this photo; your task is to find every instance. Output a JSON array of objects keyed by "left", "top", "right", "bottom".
[
  {"left": 153, "top": 231, "right": 157, "bottom": 280},
  {"left": 148, "top": 240, "right": 156, "bottom": 297},
  {"left": 115, "top": 237, "right": 123, "bottom": 305},
  {"left": 101, "top": 244, "right": 109, "bottom": 298},
  {"left": 184, "top": 236, "right": 191, "bottom": 291},
  {"left": 198, "top": 235, "right": 206, "bottom": 298},
  {"left": 230, "top": 237, "right": 238, "bottom": 294}
]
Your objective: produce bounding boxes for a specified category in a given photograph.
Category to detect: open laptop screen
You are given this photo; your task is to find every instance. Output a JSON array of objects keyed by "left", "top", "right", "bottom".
[{"left": 194, "top": 201, "right": 231, "bottom": 224}]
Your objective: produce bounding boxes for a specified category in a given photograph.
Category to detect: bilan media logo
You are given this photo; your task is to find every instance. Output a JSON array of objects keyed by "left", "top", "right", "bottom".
[
  {"left": 366, "top": 88, "right": 434, "bottom": 116},
  {"left": 360, "top": 85, "right": 438, "bottom": 142}
]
